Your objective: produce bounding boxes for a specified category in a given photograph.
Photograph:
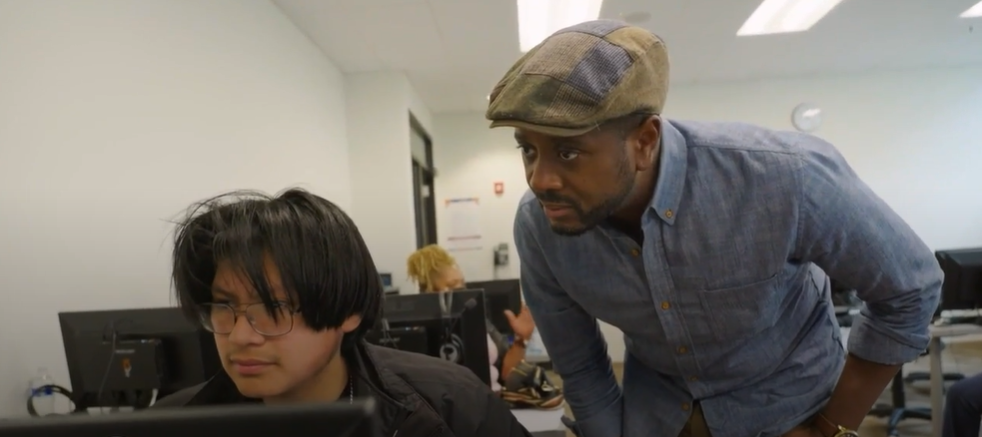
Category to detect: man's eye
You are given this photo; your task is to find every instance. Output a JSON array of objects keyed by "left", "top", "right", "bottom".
[{"left": 559, "top": 150, "right": 580, "bottom": 161}]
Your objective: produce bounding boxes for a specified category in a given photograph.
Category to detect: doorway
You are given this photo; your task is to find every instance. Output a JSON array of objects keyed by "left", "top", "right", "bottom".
[{"left": 410, "top": 114, "right": 437, "bottom": 249}]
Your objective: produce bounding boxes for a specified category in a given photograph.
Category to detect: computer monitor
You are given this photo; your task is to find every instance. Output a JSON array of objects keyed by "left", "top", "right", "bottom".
[
  {"left": 363, "top": 325, "right": 429, "bottom": 355},
  {"left": 0, "top": 399, "right": 374, "bottom": 437},
  {"left": 467, "top": 279, "right": 522, "bottom": 335},
  {"left": 58, "top": 307, "right": 222, "bottom": 411},
  {"left": 370, "top": 290, "right": 491, "bottom": 386},
  {"left": 936, "top": 248, "right": 982, "bottom": 311},
  {"left": 379, "top": 272, "right": 399, "bottom": 295}
]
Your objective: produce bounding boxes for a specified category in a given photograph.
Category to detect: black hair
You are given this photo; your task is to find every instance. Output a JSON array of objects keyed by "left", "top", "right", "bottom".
[{"left": 170, "top": 188, "right": 381, "bottom": 344}]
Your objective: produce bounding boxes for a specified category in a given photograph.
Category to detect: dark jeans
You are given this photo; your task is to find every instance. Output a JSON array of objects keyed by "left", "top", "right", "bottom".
[{"left": 944, "top": 372, "right": 982, "bottom": 437}]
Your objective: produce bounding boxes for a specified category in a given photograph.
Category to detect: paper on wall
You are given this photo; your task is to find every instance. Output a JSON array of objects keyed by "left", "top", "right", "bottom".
[{"left": 445, "top": 197, "right": 482, "bottom": 251}]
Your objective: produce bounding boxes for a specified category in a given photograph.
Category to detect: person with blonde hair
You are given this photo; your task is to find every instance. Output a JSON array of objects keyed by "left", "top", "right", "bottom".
[{"left": 407, "top": 244, "right": 563, "bottom": 410}]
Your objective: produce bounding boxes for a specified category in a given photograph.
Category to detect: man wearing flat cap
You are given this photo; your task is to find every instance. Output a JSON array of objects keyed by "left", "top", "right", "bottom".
[{"left": 490, "top": 19, "right": 942, "bottom": 437}]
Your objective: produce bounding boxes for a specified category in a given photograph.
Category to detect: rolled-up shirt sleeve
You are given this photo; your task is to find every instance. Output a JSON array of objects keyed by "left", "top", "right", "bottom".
[
  {"left": 514, "top": 206, "right": 622, "bottom": 437},
  {"left": 794, "top": 135, "right": 942, "bottom": 365}
]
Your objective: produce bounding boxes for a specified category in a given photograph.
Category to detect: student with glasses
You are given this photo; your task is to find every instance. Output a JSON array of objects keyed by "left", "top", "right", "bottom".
[{"left": 152, "top": 189, "right": 531, "bottom": 437}]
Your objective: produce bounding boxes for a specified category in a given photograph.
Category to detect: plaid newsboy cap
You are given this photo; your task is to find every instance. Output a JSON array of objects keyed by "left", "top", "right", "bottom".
[{"left": 486, "top": 20, "right": 669, "bottom": 137}]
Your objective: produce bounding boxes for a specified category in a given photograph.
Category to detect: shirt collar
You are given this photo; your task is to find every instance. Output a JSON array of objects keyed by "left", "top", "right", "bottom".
[{"left": 648, "top": 118, "right": 686, "bottom": 225}]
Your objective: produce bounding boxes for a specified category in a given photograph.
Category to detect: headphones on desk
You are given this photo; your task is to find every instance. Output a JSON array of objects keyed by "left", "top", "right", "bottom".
[
  {"left": 439, "top": 333, "right": 465, "bottom": 363},
  {"left": 438, "top": 292, "right": 465, "bottom": 364},
  {"left": 26, "top": 384, "right": 75, "bottom": 417}
]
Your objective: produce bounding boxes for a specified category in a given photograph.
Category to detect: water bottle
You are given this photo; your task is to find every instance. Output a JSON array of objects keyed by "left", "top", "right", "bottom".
[{"left": 28, "top": 367, "right": 55, "bottom": 416}]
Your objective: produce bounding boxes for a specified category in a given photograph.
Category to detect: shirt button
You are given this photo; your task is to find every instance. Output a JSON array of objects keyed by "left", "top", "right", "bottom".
[
  {"left": 630, "top": 248, "right": 640, "bottom": 257},
  {"left": 677, "top": 346, "right": 687, "bottom": 354},
  {"left": 660, "top": 301, "right": 670, "bottom": 310},
  {"left": 665, "top": 209, "right": 674, "bottom": 219},
  {"left": 681, "top": 402, "right": 690, "bottom": 411},
  {"left": 689, "top": 376, "right": 698, "bottom": 382}
]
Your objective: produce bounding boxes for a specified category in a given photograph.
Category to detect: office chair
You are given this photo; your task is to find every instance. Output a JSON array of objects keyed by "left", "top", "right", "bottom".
[
  {"left": 905, "top": 370, "right": 965, "bottom": 384},
  {"left": 905, "top": 283, "right": 975, "bottom": 386},
  {"left": 904, "top": 341, "right": 965, "bottom": 385},
  {"left": 867, "top": 371, "right": 931, "bottom": 437}
]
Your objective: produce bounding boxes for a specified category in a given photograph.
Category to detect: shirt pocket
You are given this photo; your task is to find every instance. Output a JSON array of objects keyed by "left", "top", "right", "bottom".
[{"left": 699, "top": 273, "right": 781, "bottom": 343}]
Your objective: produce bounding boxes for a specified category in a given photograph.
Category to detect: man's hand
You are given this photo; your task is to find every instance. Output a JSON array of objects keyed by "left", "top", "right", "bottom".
[{"left": 504, "top": 304, "right": 535, "bottom": 340}]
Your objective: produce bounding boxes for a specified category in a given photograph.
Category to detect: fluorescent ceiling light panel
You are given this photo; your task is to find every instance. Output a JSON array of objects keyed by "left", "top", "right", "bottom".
[
  {"left": 517, "top": 0, "right": 604, "bottom": 52},
  {"left": 737, "top": 0, "right": 847, "bottom": 36},
  {"left": 961, "top": 1, "right": 982, "bottom": 18}
]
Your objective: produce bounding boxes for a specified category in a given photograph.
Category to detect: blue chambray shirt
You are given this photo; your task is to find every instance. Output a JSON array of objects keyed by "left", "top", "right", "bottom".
[{"left": 513, "top": 118, "right": 943, "bottom": 437}]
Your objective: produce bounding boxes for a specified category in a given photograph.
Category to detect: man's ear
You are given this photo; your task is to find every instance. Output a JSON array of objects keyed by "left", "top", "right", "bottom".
[
  {"left": 340, "top": 314, "right": 363, "bottom": 333},
  {"left": 635, "top": 115, "right": 661, "bottom": 172}
]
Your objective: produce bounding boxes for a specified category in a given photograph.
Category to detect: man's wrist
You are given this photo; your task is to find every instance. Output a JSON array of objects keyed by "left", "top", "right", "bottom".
[
  {"left": 813, "top": 412, "right": 836, "bottom": 437},
  {"left": 813, "top": 413, "right": 859, "bottom": 437}
]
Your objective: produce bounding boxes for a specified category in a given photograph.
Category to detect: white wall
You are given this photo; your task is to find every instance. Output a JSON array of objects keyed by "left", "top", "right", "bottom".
[
  {"left": 345, "top": 72, "right": 433, "bottom": 295},
  {"left": 433, "top": 66, "right": 982, "bottom": 363},
  {"left": 0, "top": 0, "right": 350, "bottom": 416}
]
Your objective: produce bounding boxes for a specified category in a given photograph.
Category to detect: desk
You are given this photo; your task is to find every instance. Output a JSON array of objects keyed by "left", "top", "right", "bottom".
[
  {"left": 512, "top": 407, "right": 566, "bottom": 435},
  {"left": 928, "top": 323, "right": 982, "bottom": 437}
]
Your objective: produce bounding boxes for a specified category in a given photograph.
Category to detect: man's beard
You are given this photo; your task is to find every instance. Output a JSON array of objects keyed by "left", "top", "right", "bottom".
[
  {"left": 536, "top": 163, "right": 635, "bottom": 237},
  {"left": 540, "top": 188, "right": 632, "bottom": 236}
]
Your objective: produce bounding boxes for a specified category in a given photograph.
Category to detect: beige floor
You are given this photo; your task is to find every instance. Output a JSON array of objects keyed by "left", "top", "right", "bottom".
[{"left": 548, "top": 338, "right": 982, "bottom": 437}]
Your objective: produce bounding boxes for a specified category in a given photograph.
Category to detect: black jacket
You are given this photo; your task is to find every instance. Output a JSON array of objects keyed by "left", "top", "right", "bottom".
[{"left": 153, "top": 341, "right": 532, "bottom": 437}]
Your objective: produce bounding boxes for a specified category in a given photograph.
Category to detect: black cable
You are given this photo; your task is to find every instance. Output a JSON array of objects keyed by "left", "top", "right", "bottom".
[
  {"left": 377, "top": 293, "right": 399, "bottom": 350},
  {"left": 26, "top": 384, "right": 74, "bottom": 417},
  {"left": 94, "top": 326, "right": 118, "bottom": 412},
  {"left": 440, "top": 296, "right": 476, "bottom": 363},
  {"left": 446, "top": 297, "right": 477, "bottom": 336},
  {"left": 379, "top": 318, "right": 399, "bottom": 350},
  {"left": 94, "top": 318, "right": 133, "bottom": 413},
  {"left": 439, "top": 293, "right": 457, "bottom": 361}
]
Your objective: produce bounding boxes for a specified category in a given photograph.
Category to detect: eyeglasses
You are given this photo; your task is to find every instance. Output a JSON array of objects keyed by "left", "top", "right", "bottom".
[{"left": 197, "top": 302, "right": 298, "bottom": 337}]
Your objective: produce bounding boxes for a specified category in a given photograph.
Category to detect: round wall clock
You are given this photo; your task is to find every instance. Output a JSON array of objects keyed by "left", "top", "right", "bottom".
[{"left": 791, "top": 103, "right": 823, "bottom": 133}]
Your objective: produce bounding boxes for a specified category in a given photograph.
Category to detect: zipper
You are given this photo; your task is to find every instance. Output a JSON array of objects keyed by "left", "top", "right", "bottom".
[{"left": 389, "top": 408, "right": 411, "bottom": 437}]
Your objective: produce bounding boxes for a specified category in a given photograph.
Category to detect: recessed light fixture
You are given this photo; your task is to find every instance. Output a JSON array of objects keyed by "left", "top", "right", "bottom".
[
  {"left": 517, "top": 0, "right": 605, "bottom": 52},
  {"left": 737, "top": 0, "right": 847, "bottom": 36},
  {"left": 961, "top": 0, "right": 982, "bottom": 18}
]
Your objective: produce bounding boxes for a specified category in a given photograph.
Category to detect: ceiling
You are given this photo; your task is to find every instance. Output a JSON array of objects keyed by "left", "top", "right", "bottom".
[{"left": 273, "top": 0, "right": 982, "bottom": 114}]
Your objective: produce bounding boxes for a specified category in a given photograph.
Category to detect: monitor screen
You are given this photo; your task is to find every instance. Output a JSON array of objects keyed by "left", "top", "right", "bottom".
[
  {"left": 371, "top": 290, "right": 491, "bottom": 387},
  {"left": 936, "top": 248, "right": 982, "bottom": 312},
  {"left": 59, "top": 307, "right": 221, "bottom": 410}
]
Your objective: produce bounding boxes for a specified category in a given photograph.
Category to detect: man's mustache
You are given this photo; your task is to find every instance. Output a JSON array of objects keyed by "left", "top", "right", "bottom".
[
  {"left": 533, "top": 191, "right": 574, "bottom": 205},
  {"left": 533, "top": 191, "right": 582, "bottom": 213}
]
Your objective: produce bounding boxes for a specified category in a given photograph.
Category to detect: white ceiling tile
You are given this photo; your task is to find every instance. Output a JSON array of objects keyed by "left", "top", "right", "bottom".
[
  {"left": 273, "top": 0, "right": 383, "bottom": 71},
  {"left": 319, "top": 0, "right": 426, "bottom": 5},
  {"left": 277, "top": 0, "right": 982, "bottom": 112},
  {"left": 410, "top": 64, "right": 505, "bottom": 111},
  {"left": 427, "top": 0, "right": 522, "bottom": 68},
  {"left": 359, "top": 3, "right": 448, "bottom": 70}
]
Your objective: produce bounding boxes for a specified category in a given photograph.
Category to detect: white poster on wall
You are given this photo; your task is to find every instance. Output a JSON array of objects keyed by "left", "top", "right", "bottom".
[{"left": 445, "top": 197, "right": 482, "bottom": 251}]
